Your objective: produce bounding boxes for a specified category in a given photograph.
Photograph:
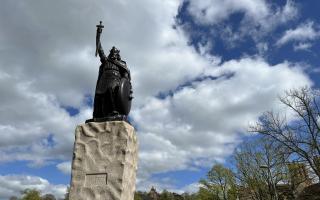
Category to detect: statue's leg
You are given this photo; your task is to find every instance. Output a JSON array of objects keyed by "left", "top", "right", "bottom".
[
  {"left": 113, "top": 85, "right": 120, "bottom": 113},
  {"left": 93, "top": 94, "right": 103, "bottom": 118},
  {"left": 101, "top": 91, "right": 108, "bottom": 117},
  {"left": 108, "top": 88, "right": 116, "bottom": 114}
]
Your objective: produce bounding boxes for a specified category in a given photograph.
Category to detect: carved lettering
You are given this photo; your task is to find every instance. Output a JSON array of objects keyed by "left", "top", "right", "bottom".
[{"left": 85, "top": 173, "right": 108, "bottom": 186}]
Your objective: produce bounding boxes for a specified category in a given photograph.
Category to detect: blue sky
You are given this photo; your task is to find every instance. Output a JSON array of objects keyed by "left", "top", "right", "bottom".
[{"left": 0, "top": 0, "right": 319, "bottom": 199}]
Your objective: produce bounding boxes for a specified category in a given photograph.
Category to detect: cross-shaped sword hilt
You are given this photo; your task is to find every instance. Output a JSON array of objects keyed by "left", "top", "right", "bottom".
[{"left": 96, "top": 21, "right": 104, "bottom": 31}]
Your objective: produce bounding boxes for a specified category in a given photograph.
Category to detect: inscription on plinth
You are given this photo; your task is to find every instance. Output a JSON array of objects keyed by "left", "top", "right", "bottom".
[
  {"left": 69, "top": 121, "right": 138, "bottom": 200},
  {"left": 85, "top": 173, "right": 108, "bottom": 187}
]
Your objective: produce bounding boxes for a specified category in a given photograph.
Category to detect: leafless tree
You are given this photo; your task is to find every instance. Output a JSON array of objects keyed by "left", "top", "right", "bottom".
[{"left": 250, "top": 87, "right": 320, "bottom": 181}]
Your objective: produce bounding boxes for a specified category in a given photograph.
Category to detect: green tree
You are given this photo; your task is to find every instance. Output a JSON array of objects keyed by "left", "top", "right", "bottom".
[
  {"left": 134, "top": 191, "right": 143, "bottom": 200},
  {"left": 181, "top": 192, "right": 197, "bottom": 200},
  {"left": 41, "top": 194, "right": 56, "bottom": 200},
  {"left": 199, "top": 164, "right": 237, "bottom": 200},
  {"left": 138, "top": 190, "right": 152, "bottom": 200},
  {"left": 196, "top": 186, "right": 218, "bottom": 200},
  {"left": 21, "top": 189, "right": 41, "bottom": 200},
  {"left": 234, "top": 137, "right": 288, "bottom": 200},
  {"left": 159, "top": 189, "right": 174, "bottom": 200}
]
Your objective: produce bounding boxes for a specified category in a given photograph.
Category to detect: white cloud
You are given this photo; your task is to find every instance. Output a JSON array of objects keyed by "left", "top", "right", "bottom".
[
  {"left": 0, "top": 0, "right": 215, "bottom": 191},
  {"left": 256, "top": 42, "right": 269, "bottom": 55},
  {"left": 0, "top": 0, "right": 195, "bottom": 161},
  {"left": 277, "top": 21, "right": 320, "bottom": 46},
  {"left": 313, "top": 67, "right": 320, "bottom": 74},
  {"left": 0, "top": 0, "right": 313, "bottom": 192},
  {"left": 187, "top": 0, "right": 270, "bottom": 25},
  {"left": 136, "top": 180, "right": 200, "bottom": 194},
  {"left": 0, "top": 72, "right": 92, "bottom": 163},
  {"left": 188, "top": 0, "right": 297, "bottom": 26},
  {"left": 136, "top": 176, "right": 178, "bottom": 193},
  {"left": 0, "top": 174, "right": 67, "bottom": 199},
  {"left": 293, "top": 42, "right": 313, "bottom": 51},
  {"left": 186, "top": 0, "right": 297, "bottom": 41},
  {"left": 180, "top": 182, "right": 200, "bottom": 194},
  {"left": 56, "top": 161, "right": 71, "bottom": 175},
  {"left": 132, "top": 57, "right": 312, "bottom": 189}
]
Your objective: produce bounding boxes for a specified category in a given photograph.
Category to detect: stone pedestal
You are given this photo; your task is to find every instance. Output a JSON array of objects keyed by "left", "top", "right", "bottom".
[{"left": 69, "top": 121, "right": 138, "bottom": 200}]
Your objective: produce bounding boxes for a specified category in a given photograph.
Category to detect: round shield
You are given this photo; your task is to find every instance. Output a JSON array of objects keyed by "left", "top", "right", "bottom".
[{"left": 117, "top": 78, "right": 132, "bottom": 115}]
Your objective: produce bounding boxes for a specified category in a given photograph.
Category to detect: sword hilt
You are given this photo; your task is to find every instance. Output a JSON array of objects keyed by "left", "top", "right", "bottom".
[{"left": 96, "top": 21, "right": 104, "bottom": 30}]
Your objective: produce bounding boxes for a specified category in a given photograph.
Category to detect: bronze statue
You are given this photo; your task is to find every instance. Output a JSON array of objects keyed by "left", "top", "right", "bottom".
[{"left": 87, "top": 21, "right": 133, "bottom": 122}]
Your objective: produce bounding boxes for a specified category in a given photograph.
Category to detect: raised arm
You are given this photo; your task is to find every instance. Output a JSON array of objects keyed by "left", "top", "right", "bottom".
[{"left": 95, "top": 21, "right": 107, "bottom": 63}]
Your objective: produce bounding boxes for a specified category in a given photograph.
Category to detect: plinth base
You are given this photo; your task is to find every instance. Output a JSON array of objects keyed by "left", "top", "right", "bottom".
[
  {"left": 85, "top": 115, "right": 128, "bottom": 123},
  {"left": 69, "top": 121, "right": 138, "bottom": 200}
]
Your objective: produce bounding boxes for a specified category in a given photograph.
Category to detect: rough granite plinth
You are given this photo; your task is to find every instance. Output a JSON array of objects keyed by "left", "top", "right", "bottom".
[{"left": 69, "top": 121, "right": 138, "bottom": 200}]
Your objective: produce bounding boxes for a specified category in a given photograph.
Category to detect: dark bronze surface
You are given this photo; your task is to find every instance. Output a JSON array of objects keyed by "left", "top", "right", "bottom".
[
  {"left": 117, "top": 78, "right": 133, "bottom": 115},
  {"left": 89, "top": 21, "right": 133, "bottom": 123}
]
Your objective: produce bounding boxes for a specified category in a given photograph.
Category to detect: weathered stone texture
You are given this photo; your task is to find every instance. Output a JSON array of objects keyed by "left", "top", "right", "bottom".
[{"left": 69, "top": 121, "right": 138, "bottom": 200}]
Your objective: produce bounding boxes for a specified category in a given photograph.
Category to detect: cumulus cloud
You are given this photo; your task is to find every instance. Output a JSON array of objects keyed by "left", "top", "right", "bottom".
[
  {"left": 136, "top": 176, "right": 179, "bottom": 193},
  {"left": 0, "top": 0, "right": 213, "bottom": 192},
  {"left": 276, "top": 21, "right": 320, "bottom": 46},
  {"left": 0, "top": 174, "right": 67, "bottom": 199},
  {"left": 0, "top": 0, "right": 198, "bottom": 162},
  {"left": 56, "top": 161, "right": 71, "bottom": 175},
  {"left": 133, "top": 57, "right": 312, "bottom": 188},
  {"left": 186, "top": 0, "right": 297, "bottom": 41},
  {"left": 180, "top": 182, "right": 200, "bottom": 194},
  {"left": 0, "top": 74, "right": 92, "bottom": 163},
  {"left": 137, "top": 180, "right": 200, "bottom": 194},
  {"left": 187, "top": 0, "right": 269, "bottom": 25},
  {"left": 0, "top": 0, "right": 313, "bottom": 193}
]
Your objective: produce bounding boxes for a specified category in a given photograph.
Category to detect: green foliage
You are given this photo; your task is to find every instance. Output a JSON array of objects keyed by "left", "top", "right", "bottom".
[
  {"left": 41, "top": 194, "right": 56, "bottom": 200},
  {"left": 181, "top": 193, "right": 197, "bottom": 200},
  {"left": 134, "top": 191, "right": 150, "bottom": 200},
  {"left": 199, "top": 164, "right": 237, "bottom": 200},
  {"left": 234, "top": 137, "right": 288, "bottom": 200},
  {"left": 196, "top": 187, "right": 217, "bottom": 200},
  {"left": 21, "top": 189, "right": 41, "bottom": 200},
  {"left": 134, "top": 192, "right": 143, "bottom": 200},
  {"left": 159, "top": 190, "right": 174, "bottom": 200},
  {"left": 134, "top": 189, "right": 194, "bottom": 200},
  {"left": 226, "top": 186, "right": 238, "bottom": 200}
]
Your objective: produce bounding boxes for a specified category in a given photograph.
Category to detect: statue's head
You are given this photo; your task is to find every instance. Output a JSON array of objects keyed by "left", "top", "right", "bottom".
[{"left": 108, "top": 46, "right": 121, "bottom": 61}]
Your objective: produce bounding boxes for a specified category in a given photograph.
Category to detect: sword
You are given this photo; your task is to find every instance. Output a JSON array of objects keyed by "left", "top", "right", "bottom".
[{"left": 95, "top": 21, "right": 104, "bottom": 57}]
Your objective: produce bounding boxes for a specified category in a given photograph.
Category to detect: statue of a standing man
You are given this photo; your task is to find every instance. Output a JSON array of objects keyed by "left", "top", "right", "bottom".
[{"left": 90, "top": 21, "right": 133, "bottom": 122}]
